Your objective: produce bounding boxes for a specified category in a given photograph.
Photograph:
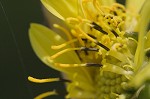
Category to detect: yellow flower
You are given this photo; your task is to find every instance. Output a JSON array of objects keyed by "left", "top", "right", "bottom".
[{"left": 28, "top": 0, "right": 150, "bottom": 99}]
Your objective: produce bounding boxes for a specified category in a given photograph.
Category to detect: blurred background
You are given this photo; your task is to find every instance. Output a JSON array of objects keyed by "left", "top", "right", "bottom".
[
  {"left": 0, "top": 0, "right": 65, "bottom": 99},
  {"left": 0, "top": 0, "right": 125, "bottom": 99}
]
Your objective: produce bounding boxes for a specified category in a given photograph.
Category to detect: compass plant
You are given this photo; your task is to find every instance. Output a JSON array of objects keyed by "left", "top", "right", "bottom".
[{"left": 28, "top": 0, "right": 150, "bottom": 99}]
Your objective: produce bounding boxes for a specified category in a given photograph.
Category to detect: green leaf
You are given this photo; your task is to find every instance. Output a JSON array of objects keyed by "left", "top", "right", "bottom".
[{"left": 138, "top": 82, "right": 150, "bottom": 99}]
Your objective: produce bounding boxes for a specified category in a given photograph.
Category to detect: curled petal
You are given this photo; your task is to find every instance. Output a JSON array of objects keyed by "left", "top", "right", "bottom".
[
  {"left": 102, "top": 63, "right": 133, "bottom": 76},
  {"left": 108, "top": 50, "right": 129, "bottom": 63}
]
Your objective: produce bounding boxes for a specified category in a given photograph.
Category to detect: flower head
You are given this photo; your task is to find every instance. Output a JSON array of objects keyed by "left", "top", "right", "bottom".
[{"left": 28, "top": 0, "right": 150, "bottom": 99}]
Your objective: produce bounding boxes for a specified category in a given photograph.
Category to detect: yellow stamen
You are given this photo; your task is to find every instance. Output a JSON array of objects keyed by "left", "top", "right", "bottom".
[
  {"left": 112, "top": 3, "right": 125, "bottom": 12},
  {"left": 79, "top": 0, "right": 87, "bottom": 18},
  {"left": 53, "top": 24, "right": 74, "bottom": 47},
  {"left": 50, "top": 48, "right": 80, "bottom": 59},
  {"left": 34, "top": 90, "right": 57, "bottom": 99},
  {"left": 81, "top": 0, "right": 95, "bottom": 19},
  {"left": 28, "top": 76, "right": 60, "bottom": 83},
  {"left": 77, "top": 26, "right": 96, "bottom": 42},
  {"left": 51, "top": 39, "right": 78, "bottom": 50},
  {"left": 82, "top": 18, "right": 92, "bottom": 23},
  {"left": 66, "top": 17, "right": 80, "bottom": 24},
  {"left": 71, "top": 29, "right": 85, "bottom": 46},
  {"left": 77, "top": 26, "right": 110, "bottom": 50},
  {"left": 54, "top": 63, "right": 87, "bottom": 67},
  {"left": 101, "top": 6, "right": 112, "bottom": 12},
  {"left": 66, "top": 16, "right": 91, "bottom": 24},
  {"left": 93, "top": 0, "right": 104, "bottom": 15},
  {"left": 54, "top": 62, "right": 102, "bottom": 67}
]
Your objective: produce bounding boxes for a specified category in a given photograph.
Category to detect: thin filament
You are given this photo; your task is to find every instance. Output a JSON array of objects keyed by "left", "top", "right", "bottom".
[
  {"left": 53, "top": 24, "right": 74, "bottom": 47},
  {"left": 34, "top": 90, "right": 57, "bottom": 99},
  {"left": 93, "top": 0, "right": 104, "bottom": 15},
  {"left": 51, "top": 39, "right": 78, "bottom": 50},
  {"left": 50, "top": 48, "right": 80, "bottom": 59},
  {"left": 28, "top": 76, "right": 60, "bottom": 83}
]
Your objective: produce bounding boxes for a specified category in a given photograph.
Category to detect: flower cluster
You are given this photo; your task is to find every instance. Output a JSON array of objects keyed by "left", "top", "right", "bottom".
[{"left": 28, "top": 0, "right": 150, "bottom": 99}]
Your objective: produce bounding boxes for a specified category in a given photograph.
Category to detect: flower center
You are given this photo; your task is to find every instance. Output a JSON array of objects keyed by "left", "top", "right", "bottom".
[{"left": 50, "top": 1, "right": 136, "bottom": 99}]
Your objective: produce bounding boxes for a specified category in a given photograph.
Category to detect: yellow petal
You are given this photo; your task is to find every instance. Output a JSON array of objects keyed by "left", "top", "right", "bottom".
[
  {"left": 29, "top": 23, "right": 92, "bottom": 83},
  {"left": 29, "top": 23, "right": 80, "bottom": 64},
  {"left": 41, "top": 0, "right": 78, "bottom": 20},
  {"left": 34, "top": 90, "right": 57, "bottom": 99},
  {"left": 102, "top": 63, "right": 133, "bottom": 76}
]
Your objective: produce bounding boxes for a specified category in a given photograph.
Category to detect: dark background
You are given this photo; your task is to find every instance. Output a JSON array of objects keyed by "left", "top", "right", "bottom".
[
  {"left": 0, "top": 0, "right": 65, "bottom": 99},
  {"left": 0, "top": 0, "right": 125, "bottom": 99}
]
